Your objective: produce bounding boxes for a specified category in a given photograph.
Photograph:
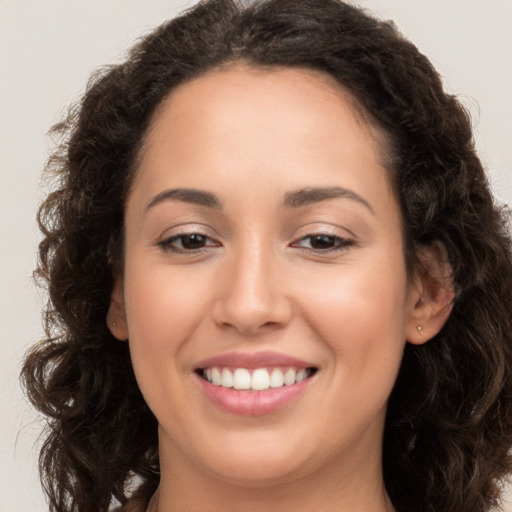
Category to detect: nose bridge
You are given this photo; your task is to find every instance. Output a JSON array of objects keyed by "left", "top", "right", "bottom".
[
  {"left": 213, "top": 237, "right": 291, "bottom": 333},
  {"left": 236, "top": 241, "right": 274, "bottom": 306}
]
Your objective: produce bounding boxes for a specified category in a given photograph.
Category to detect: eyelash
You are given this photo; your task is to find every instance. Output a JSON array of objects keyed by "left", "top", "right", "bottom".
[
  {"left": 157, "top": 232, "right": 354, "bottom": 255},
  {"left": 157, "top": 233, "right": 219, "bottom": 254},
  {"left": 291, "top": 234, "right": 354, "bottom": 253}
]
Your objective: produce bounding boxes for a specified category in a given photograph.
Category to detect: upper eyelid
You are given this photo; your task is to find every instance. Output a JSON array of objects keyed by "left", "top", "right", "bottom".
[
  {"left": 156, "top": 233, "right": 221, "bottom": 255},
  {"left": 290, "top": 223, "right": 357, "bottom": 241},
  {"left": 158, "top": 223, "right": 219, "bottom": 239},
  {"left": 155, "top": 222, "right": 357, "bottom": 244}
]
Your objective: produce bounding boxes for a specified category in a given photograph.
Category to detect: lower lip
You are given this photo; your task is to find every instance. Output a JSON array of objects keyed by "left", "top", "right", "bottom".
[{"left": 196, "top": 374, "right": 313, "bottom": 416}]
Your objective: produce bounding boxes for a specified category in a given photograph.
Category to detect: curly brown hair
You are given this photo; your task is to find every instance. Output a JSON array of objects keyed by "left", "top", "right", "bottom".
[{"left": 21, "top": 1, "right": 512, "bottom": 511}]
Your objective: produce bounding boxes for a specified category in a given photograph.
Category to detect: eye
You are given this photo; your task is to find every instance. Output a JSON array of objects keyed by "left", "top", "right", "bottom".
[
  {"left": 158, "top": 233, "right": 219, "bottom": 253},
  {"left": 292, "top": 234, "right": 353, "bottom": 252}
]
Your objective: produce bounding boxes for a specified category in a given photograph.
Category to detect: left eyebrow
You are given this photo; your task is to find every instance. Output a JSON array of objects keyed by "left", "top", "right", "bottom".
[
  {"left": 145, "top": 188, "right": 223, "bottom": 212},
  {"left": 283, "top": 186, "right": 374, "bottom": 214}
]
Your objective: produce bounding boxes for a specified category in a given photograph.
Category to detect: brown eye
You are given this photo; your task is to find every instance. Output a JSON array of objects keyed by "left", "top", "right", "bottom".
[
  {"left": 292, "top": 234, "right": 354, "bottom": 253},
  {"left": 180, "top": 234, "right": 208, "bottom": 249},
  {"left": 159, "top": 233, "right": 219, "bottom": 253},
  {"left": 308, "top": 235, "right": 338, "bottom": 249}
]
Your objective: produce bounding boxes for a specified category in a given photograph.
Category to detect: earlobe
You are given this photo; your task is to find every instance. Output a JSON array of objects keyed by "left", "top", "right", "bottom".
[
  {"left": 406, "top": 242, "right": 455, "bottom": 345},
  {"left": 107, "top": 278, "right": 129, "bottom": 340}
]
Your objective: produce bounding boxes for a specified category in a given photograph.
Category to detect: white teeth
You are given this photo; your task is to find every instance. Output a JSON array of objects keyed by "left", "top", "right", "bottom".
[
  {"left": 284, "top": 368, "right": 297, "bottom": 386},
  {"left": 221, "top": 368, "right": 233, "bottom": 388},
  {"left": 202, "top": 367, "right": 312, "bottom": 390},
  {"left": 211, "top": 367, "right": 222, "bottom": 386},
  {"left": 251, "top": 368, "right": 270, "bottom": 390},
  {"left": 233, "top": 368, "right": 251, "bottom": 390},
  {"left": 269, "top": 368, "right": 285, "bottom": 388},
  {"left": 296, "top": 368, "right": 307, "bottom": 382}
]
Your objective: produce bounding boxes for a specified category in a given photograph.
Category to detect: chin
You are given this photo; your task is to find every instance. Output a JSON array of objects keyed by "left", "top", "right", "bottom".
[{"left": 193, "top": 430, "right": 315, "bottom": 486}]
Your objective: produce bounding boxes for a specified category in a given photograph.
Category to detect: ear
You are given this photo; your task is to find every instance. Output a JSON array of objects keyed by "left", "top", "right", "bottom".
[
  {"left": 406, "top": 241, "right": 455, "bottom": 345},
  {"left": 106, "top": 277, "right": 129, "bottom": 340}
]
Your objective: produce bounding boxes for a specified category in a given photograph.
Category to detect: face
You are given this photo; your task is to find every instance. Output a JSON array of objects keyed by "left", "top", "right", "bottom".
[{"left": 110, "top": 65, "right": 426, "bottom": 487}]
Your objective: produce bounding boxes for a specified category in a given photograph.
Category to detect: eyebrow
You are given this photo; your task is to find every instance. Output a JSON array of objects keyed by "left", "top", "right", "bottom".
[
  {"left": 284, "top": 186, "right": 374, "bottom": 214},
  {"left": 146, "top": 188, "right": 222, "bottom": 211},
  {"left": 145, "top": 185, "right": 374, "bottom": 214}
]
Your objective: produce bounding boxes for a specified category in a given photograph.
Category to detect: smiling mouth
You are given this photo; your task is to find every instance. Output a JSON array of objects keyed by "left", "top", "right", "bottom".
[{"left": 196, "top": 366, "right": 317, "bottom": 391}]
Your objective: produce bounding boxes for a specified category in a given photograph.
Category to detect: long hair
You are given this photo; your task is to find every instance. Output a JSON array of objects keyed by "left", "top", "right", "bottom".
[{"left": 22, "top": 1, "right": 512, "bottom": 511}]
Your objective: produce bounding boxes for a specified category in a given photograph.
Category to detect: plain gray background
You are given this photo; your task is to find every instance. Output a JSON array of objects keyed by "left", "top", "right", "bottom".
[{"left": 1, "top": 1, "right": 511, "bottom": 510}]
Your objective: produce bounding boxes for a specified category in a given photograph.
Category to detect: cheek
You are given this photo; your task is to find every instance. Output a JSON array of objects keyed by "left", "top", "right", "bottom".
[
  {"left": 299, "top": 253, "right": 409, "bottom": 387},
  {"left": 122, "top": 262, "right": 217, "bottom": 430},
  {"left": 125, "top": 257, "right": 205, "bottom": 337},
  {"left": 304, "top": 256, "right": 408, "bottom": 330},
  {"left": 122, "top": 259, "right": 209, "bottom": 391}
]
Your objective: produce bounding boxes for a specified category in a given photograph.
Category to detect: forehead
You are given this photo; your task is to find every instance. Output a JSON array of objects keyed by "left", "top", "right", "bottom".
[
  {"left": 140, "top": 64, "right": 388, "bottom": 166},
  {"left": 126, "top": 63, "right": 402, "bottom": 250},
  {"left": 136, "top": 65, "right": 390, "bottom": 182},
  {"left": 129, "top": 65, "right": 397, "bottom": 215}
]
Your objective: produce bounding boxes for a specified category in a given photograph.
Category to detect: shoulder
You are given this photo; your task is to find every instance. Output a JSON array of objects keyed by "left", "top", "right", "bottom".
[{"left": 111, "top": 501, "right": 146, "bottom": 512}]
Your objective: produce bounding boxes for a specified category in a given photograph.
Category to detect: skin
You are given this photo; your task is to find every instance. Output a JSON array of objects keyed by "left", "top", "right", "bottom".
[{"left": 109, "top": 65, "right": 453, "bottom": 512}]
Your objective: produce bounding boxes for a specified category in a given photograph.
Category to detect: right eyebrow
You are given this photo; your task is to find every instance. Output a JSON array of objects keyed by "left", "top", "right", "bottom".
[{"left": 145, "top": 188, "right": 223, "bottom": 212}]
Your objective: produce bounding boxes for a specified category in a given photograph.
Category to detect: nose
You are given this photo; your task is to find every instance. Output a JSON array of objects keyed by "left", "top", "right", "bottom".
[{"left": 211, "top": 243, "right": 293, "bottom": 335}]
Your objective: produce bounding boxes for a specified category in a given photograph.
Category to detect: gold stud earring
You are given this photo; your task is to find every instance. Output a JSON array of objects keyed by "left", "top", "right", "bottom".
[{"left": 417, "top": 325, "right": 423, "bottom": 334}]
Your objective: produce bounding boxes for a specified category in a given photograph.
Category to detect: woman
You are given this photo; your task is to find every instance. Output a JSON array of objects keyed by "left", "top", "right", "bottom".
[{"left": 22, "top": 0, "right": 512, "bottom": 511}]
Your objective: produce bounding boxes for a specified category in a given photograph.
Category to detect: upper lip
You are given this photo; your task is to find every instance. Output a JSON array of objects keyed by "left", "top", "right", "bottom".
[{"left": 195, "top": 351, "right": 314, "bottom": 369}]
